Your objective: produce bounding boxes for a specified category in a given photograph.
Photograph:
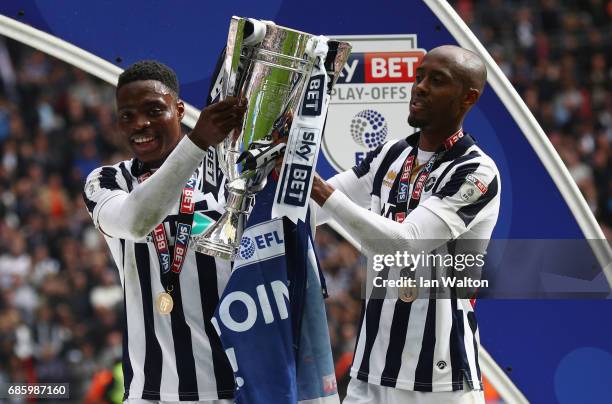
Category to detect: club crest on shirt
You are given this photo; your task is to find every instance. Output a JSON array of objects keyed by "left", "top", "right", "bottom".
[
  {"left": 460, "top": 174, "right": 487, "bottom": 203},
  {"left": 424, "top": 176, "right": 436, "bottom": 192}
]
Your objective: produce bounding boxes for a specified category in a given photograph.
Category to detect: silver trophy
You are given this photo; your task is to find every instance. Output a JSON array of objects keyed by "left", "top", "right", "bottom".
[{"left": 190, "top": 17, "right": 351, "bottom": 259}]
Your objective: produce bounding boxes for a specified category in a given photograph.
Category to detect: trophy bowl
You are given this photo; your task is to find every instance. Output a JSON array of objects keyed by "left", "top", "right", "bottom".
[{"left": 190, "top": 17, "right": 351, "bottom": 260}]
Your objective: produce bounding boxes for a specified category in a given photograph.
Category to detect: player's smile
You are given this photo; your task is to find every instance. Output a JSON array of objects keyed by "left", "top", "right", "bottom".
[
  {"left": 129, "top": 132, "right": 161, "bottom": 154},
  {"left": 409, "top": 96, "right": 427, "bottom": 113},
  {"left": 117, "top": 80, "right": 184, "bottom": 167}
]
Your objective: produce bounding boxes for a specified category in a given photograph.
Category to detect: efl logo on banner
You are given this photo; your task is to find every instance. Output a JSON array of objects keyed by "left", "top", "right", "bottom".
[
  {"left": 234, "top": 219, "right": 285, "bottom": 270},
  {"left": 321, "top": 35, "right": 426, "bottom": 172}
]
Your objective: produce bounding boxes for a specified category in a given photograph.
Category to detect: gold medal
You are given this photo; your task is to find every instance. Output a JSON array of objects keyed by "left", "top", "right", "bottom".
[
  {"left": 400, "top": 286, "right": 418, "bottom": 303},
  {"left": 156, "top": 292, "right": 174, "bottom": 314}
]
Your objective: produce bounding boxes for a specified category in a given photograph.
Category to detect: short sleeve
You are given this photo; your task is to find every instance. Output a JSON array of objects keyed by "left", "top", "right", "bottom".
[
  {"left": 82, "top": 166, "right": 129, "bottom": 229},
  {"left": 420, "top": 160, "right": 500, "bottom": 238}
]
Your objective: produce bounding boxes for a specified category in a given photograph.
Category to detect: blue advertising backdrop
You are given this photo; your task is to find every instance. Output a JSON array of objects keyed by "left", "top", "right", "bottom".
[{"left": 1, "top": 1, "right": 610, "bottom": 402}]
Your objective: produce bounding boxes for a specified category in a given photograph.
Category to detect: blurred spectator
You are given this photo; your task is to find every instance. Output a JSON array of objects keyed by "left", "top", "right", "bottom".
[
  {"left": 0, "top": 37, "right": 129, "bottom": 401},
  {"left": 452, "top": 0, "right": 611, "bottom": 235}
]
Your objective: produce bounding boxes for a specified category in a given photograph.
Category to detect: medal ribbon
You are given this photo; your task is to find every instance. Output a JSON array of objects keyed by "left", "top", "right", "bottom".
[
  {"left": 137, "top": 170, "right": 197, "bottom": 293},
  {"left": 393, "top": 130, "right": 464, "bottom": 222}
]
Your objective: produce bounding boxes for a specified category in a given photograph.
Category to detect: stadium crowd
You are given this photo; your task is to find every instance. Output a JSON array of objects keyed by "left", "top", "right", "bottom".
[{"left": 0, "top": 1, "right": 609, "bottom": 401}]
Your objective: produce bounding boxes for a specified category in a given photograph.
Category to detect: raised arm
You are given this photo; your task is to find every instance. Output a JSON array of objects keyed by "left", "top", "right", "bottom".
[{"left": 83, "top": 97, "right": 246, "bottom": 240}]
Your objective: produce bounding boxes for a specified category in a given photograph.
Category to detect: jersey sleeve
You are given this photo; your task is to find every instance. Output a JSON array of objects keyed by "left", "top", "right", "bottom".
[
  {"left": 314, "top": 141, "right": 396, "bottom": 225},
  {"left": 320, "top": 187, "right": 452, "bottom": 255},
  {"left": 82, "top": 136, "right": 206, "bottom": 240},
  {"left": 420, "top": 159, "right": 500, "bottom": 238},
  {"left": 82, "top": 165, "right": 129, "bottom": 230}
]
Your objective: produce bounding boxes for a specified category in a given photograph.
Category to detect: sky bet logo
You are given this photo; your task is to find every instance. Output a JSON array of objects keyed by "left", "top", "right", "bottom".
[
  {"left": 300, "top": 75, "right": 324, "bottom": 116},
  {"left": 171, "top": 223, "right": 191, "bottom": 273},
  {"left": 279, "top": 128, "right": 320, "bottom": 207},
  {"left": 321, "top": 35, "right": 426, "bottom": 173},
  {"left": 336, "top": 51, "right": 424, "bottom": 85}
]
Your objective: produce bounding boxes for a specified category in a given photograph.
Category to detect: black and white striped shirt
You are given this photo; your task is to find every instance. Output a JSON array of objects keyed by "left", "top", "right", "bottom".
[
  {"left": 83, "top": 148, "right": 235, "bottom": 401},
  {"left": 320, "top": 131, "right": 500, "bottom": 392}
]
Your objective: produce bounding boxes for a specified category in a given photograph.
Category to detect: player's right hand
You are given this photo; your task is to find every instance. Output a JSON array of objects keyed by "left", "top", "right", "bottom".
[{"left": 189, "top": 96, "right": 247, "bottom": 150}]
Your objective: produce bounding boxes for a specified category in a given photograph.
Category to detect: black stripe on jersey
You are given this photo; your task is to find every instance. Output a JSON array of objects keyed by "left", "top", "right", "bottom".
[
  {"left": 120, "top": 239, "right": 135, "bottom": 400},
  {"left": 352, "top": 300, "right": 366, "bottom": 364},
  {"left": 447, "top": 241, "right": 469, "bottom": 391},
  {"left": 99, "top": 167, "right": 121, "bottom": 190},
  {"left": 357, "top": 267, "right": 390, "bottom": 381},
  {"left": 119, "top": 162, "right": 134, "bottom": 192},
  {"left": 449, "top": 292, "right": 469, "bottom": 391},
  {"left": 352, "top": 143, "right": 385, "bottom": 178},
  {"left": 431, "top": 151, "right": 481, "bottom": 194},
  {"left": 82, "top": 191, "right": 97, "bottom": 213},
  {"left": 135, "top": 243, "right": 162, "bottom": 400},
  {"left": 432, "top": 162, "right": 480, "bottom": 198},
  {"left": 371, "top": 140, "right": 409, "bottom": 197},
  {"left": 195, "top": 253, "right": 235, "bottom": 398},
  {"left": 380, "top": 299, "right": 412, "bottom": 386},
  {"left": 457, "top": 176, "right": 499, "bottom": 226},
  {"left": 167, "top": 221, "right": 177, "bottom": 244},
  {"left": 413, "top": 266, "right": 438, "bottom": 392},
  {"left": 168, "top": 277, "right": 199, "bottom": 400},
  {"left": 122, "top": 291, "right": 135, "bottom": 399},
  {"left": 467, "top": 311, "right": 482, "bottom": 388}
]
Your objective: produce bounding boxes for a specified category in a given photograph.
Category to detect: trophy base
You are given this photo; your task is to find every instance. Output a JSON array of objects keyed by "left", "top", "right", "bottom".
[
  {"left": 190, "top": 238, "right": 237, "bottom": 260},
  {"left": 189, "top": 190, "right": 254, "bottom": 261}
]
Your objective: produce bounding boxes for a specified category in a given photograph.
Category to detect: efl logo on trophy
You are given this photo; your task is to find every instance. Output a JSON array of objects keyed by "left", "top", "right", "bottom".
[{"left": 321, "top": 35, "right": 426, "bottom": 172}]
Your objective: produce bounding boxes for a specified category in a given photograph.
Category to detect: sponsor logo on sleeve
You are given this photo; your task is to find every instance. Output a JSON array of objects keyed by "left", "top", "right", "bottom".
[
  {"left": 85, "top": 178, "right": 100, "bottom": 199},
  {"left": 459, "top": 174, "right": 488, "bottom": 203}
]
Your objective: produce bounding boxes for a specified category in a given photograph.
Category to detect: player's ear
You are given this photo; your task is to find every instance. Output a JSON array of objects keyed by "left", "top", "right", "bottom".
[
  {"left": 176, "top": 99, "right": 185, "bottom": 122},
  {"left": 463, "top": 88, "right": 480, "bottom": 108}
]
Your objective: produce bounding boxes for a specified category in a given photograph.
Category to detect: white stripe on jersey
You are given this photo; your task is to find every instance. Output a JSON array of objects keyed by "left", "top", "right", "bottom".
[
  {"left": 463, "top": 307, "right": 480, "bottom": 389},
  {"left": 431, "top": 299, "right": 454, "bottom": 388},
  {"left": 149, "top": 243, "right": 181, "bottom": 399},
  {"left": 123, "top": 242, "right": 147, "bottom": 398},
  {"left": 369, "top": 300, "right": 393, "bottom": 380},
  {"left": 180, "top": 251, "right": 217, "bottom": 399},
  {"left": 396, "top": 299, "right": 428, "bottom": 388}
]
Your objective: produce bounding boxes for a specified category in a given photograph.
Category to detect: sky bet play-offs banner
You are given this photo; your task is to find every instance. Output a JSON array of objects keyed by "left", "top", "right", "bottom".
[
  {"left": 322, "top": 35, "right": 425, "bottom": 172},
  {"left": 1, "top": 1, "right": 611, "bottom": 403}
]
